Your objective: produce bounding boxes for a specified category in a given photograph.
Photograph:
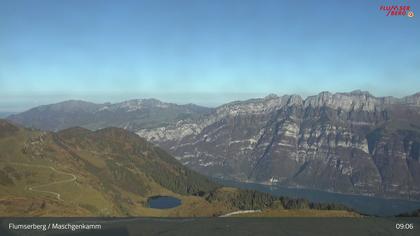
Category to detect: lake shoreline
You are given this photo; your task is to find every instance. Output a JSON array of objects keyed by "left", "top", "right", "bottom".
[
  {"left": 213, "top": 178, "right": 420, "bottom": 216},
  {"left": 214, "top": 177, "right": 420, "bottom": 203}
]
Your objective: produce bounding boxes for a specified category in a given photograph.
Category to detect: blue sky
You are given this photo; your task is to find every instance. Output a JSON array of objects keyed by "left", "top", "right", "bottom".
[{"left": 0, "top": 0, "right": 419, "bottom": 111}]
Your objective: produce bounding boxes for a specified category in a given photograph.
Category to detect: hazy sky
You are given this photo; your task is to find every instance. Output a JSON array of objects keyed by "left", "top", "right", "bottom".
[{"left": 0, "top": 0, "right": 419, "bottom": 111}]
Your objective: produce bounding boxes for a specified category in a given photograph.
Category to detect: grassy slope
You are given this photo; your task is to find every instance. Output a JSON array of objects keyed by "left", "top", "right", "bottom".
[
  {"left": 0, "top": 121, "right": 229, "bottom": 216},
  {"left": 0, "top": 120, "right": 358, "bottom": 217}
]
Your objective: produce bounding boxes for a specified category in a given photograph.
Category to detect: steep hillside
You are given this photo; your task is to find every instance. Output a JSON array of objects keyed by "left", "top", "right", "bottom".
[
  {"left": 0, "top": 120, "right": 352, "bottom": 217},
  {"left": 8, "top": 91, "right": 420, "bottom": 200},
  {"left": 0, "top": 120, "right": 218, "bottom": 216},
  {"left": 135, "top": 91, "right": 420, "bottom": 200}
]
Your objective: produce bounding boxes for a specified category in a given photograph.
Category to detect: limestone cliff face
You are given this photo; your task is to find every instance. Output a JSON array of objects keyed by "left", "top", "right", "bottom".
[
  {"left": 136, "top": 91, "right": 420, "bottom": 199},
  {"left": 8, "top": 91, "right": 420, "bottom": 199}
]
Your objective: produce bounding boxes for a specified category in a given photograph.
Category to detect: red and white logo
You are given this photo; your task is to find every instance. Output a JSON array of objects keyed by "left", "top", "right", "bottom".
[
  {"left": 407, "top": 11, "right": 415, "bottom": 17},
  {"left": 379, "top": 5, "right": 414, "bottom": 17}
]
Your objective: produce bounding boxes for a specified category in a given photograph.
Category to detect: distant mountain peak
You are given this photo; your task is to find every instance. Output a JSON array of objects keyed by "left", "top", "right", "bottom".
[
  {"left": 264, "top": 93, "right": 279, "bottom": 100},
  {"left": 318, "top": 91, "right": 333, "bottom": 96},
  {"left": 286, "top": 94, "right": 303, "bottom": 106},
  {"left": 349, "top": 90, "right": 372, "bottom": 96},
  {"left": 115, "top": 98, "right": 175, "bottom": 111}
]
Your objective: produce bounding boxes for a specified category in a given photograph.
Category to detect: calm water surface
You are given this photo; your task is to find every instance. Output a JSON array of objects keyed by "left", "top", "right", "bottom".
[
  {"left": 214, "top": 178, "right": 420, "bottom": 216},
  {"left": 148, "top": 196, "right": 182, "bottom": 209}
]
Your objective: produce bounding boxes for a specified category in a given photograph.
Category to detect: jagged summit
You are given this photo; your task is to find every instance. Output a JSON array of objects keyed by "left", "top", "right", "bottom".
[
  {"left": 132, "top": 91, "right": 420, "bottom": 201},
  {"left": 7, "top": 90, "right": 420, "bottom": 132},
  {"left": 5, "top": 90, "right": 420, "bottom": 200},
  {"left": 220, "top": 90, "right": 420, "bottom": 113},
  {"left": 349, "top": 89, "right": 372, "bottom": 96},
  {"left": 286, "top": 94, "right": 303, "bottom": 106},
  {"left": 264, "top": 93, "right": 279, "bottom": 100}
]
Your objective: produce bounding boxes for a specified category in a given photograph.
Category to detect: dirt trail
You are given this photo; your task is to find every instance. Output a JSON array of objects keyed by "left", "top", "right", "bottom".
[{"left": 8, "top": 162, "right": 77, "bottom": 201}]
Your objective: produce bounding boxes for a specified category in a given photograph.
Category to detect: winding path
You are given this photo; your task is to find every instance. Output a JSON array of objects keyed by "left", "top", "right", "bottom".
[{"left": 8, "top": 162, "right": 77, "bottom": 201}]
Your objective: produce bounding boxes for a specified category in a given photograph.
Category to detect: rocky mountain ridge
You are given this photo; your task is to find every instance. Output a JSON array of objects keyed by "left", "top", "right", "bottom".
[
  {"left": 8, "top": 99, "right": 213, "bottom": 131},
  {"left": 0, "top": 119, "right": 352, "bottom": 216},
  {"left": 137, "top": 90, "right": 420, "bottom": 141},
  {"left": 7, "top": 90, "right": 420, "bottom": 200},
  {"left": 134, "top": 91, "right": 420, "bottom": 200}
]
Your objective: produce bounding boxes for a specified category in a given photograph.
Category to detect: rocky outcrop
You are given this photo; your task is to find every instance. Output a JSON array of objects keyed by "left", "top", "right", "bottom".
[
  {"left": 135, "top": 91, "right": 420, "bottom": 200},
  {"left": 8, "top": 91, "right": 420, "bottom": 200}
]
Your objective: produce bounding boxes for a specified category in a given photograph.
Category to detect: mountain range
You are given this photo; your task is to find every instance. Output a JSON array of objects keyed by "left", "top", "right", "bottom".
[
  {"left": 7, "top": 99, "right": 212, "bottom": 131},
  {"left": 7, "top": 90, "right": 420, "bottom": 200}
]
